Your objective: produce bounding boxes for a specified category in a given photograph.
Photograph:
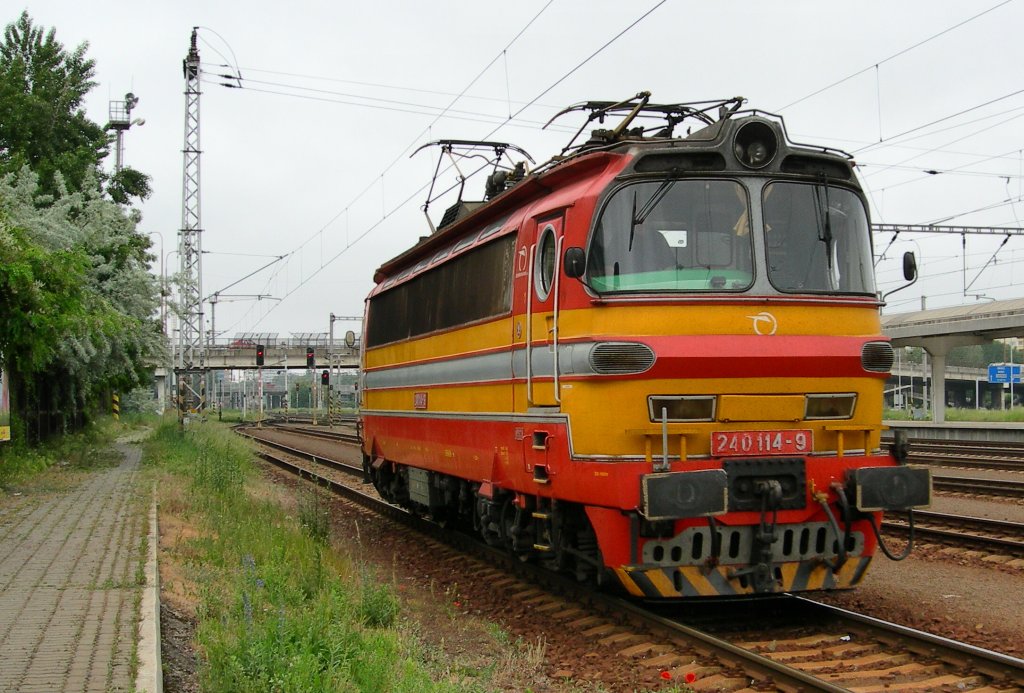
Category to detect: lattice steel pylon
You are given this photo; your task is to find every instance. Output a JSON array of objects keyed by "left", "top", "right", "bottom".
[{"left": 176, "top": 28, "right": 206, "bottom": 421}]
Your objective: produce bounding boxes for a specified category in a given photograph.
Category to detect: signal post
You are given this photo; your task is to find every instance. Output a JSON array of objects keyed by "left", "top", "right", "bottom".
[{"left": 255, "top": 344, "right": 265, "bottom": 426}]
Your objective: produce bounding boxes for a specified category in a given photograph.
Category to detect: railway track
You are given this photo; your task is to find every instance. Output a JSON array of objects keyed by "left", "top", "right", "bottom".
[
  {"left": 262, "top": 421, "right": 360, "bottom": 445},
  {"left": 932, "top": 473, "right": 1024, "bottom": 499},
  {"left": 883, "top": 509, "right": 1024, "bottom": 557},
  {"left": 263, "top": 412, "right": 359, "bottom": 427},
  {"left": 882, "top": 436, "right": 1024, "bottom": 472},
  {"left": 237, "top": 424, "right": 1024, "bottom": 691}
]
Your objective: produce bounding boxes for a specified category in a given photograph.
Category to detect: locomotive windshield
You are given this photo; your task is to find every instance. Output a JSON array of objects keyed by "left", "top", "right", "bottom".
[
  {"left": 586, "top": 178, "right": 875, "bottom": 296},
  {"left": 587, "top": 180, "right": 754, "bottom": 292},
  {"left": 763, "top": 182, "right": 874, "bottom": 295}
]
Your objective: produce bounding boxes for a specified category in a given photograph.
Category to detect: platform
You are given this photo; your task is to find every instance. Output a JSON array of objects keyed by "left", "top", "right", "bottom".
[{"left": 0, "top": 444, "right": 158, "bottom": 692}]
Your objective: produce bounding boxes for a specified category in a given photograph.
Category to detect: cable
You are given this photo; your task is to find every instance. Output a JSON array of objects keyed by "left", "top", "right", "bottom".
[
  {"left": 196, "top": 27, "right": 242, "bottom": 87},
  {"left": 864, "top": 145, "right": 1024, "bottom": 197},
  {"left": 203, "top": 75, "right": 571, "bottom": 131},
  {"left": 867, "top": 511, "right": 914, "bottom": 561},
  {"left": 927, "top": 194, "right": 1024, "bottom": 224},
  {"left": 201, "top": 78, "right": 566, "bottom": 131},
  {"left": 204, "top": 250, "right": 287, "bottom": 258},
  {"left": 854, "top": 88, "right": 1024, "bottom": 156},
  {"left": 242, "top": 1, "right": 670, "bottom": 330},
  {"left": 480, "top": 0, "right": 669, "bottom": 141},
  {"left": 775, "top": 0, "right": 1015, "bottom": 112},
  {"left": 852, "top": 103, "right": 1024, "bottom": 171},
  {"left": 232, "top": 0, "right": 558, "bottom": 308},
  {"left": 859, "top": 163, "right": 1024, "bottom": 179},
  {"left": 199, "top": 61, "right": 563, "bottom": 112}
]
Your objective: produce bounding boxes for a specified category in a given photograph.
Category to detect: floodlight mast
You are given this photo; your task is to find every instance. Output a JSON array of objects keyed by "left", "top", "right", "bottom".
[{"left": 176, "top": 27, "right": 206, "bottom": 424}]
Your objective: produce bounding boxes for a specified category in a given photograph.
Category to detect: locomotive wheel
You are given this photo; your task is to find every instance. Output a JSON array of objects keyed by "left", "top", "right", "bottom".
[
  {"left": 475, "top": 494, "right": 506, "bottom": 547},
  {"left": 573, "top": 526, "right": 600, "bottom": 583},
  {"left": 361, "top": 453, "right": 372, "bottom": 483}
]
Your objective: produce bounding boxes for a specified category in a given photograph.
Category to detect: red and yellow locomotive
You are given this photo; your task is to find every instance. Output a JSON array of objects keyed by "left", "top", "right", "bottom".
[{"left": 359, "top": 94, "right": 930, "bottom": 598}]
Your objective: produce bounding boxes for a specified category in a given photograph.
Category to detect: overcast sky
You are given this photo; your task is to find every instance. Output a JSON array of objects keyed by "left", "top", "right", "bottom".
[{"left": 16, "top": 1, "right": 1024, "bottom": 338}]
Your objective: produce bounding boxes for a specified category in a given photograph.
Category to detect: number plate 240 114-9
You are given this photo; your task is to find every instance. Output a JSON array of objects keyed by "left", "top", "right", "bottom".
[{"left": 711, "top": 429, "right": 812, "bottom": 457}]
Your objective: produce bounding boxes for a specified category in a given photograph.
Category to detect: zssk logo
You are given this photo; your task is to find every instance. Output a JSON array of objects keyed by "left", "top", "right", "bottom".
[{"left": 748, "top": 312, "right": 778, "bottom": 336}]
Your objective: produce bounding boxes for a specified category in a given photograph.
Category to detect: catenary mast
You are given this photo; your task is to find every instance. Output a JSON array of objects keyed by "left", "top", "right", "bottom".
[{"left": 176, "top": 28, "right": 206, "bottom": 421}]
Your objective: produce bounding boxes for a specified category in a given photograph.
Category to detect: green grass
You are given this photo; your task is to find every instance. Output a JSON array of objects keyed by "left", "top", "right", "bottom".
[
  {"left": 0, "top": 415, "right": 149, "bottom": 489},
  {"left": 142, "top": 416, "right": 498, "bottom": 692}
]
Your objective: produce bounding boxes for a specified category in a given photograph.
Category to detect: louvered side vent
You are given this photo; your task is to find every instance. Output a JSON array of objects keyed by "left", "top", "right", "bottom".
[
  {"left": 861, "top": 341, "right": 895, "bottom": 372},
  {"left": 589, "top": 342, "right": 656, "bottom": 375}
]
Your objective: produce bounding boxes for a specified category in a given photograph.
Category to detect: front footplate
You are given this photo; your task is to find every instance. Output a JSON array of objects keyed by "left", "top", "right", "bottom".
[{"left": 615, "top": 557, "right": 873, "bottom": 598}]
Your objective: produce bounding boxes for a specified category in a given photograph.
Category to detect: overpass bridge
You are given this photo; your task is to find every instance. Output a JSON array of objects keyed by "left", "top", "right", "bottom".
[
  {"left": 195, "top": 343, "right": 359, "bottom": 370},
  {"left": 882, "top": 298, "right": 1024, "bottom": 422},
  {"left": 153, "top": 333, "right": 361, "bottom": 407}
]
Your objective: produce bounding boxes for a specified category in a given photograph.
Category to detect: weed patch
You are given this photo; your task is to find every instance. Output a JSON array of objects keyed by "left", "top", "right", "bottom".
[
  {"left": 143, "top": 416, "right": 487, "bottom": 691},
  {"left": 0, "top": 415, "right": 155, "bottom": 490}
]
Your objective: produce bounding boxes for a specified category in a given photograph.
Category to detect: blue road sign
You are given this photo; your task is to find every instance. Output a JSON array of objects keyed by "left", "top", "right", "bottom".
[{"left": 988, "top": 363, "right": 1022, "bottom": 384}]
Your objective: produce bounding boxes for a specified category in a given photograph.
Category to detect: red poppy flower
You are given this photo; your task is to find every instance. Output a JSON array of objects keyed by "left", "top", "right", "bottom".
[
  {"left": 685, "top": 671, "right": 697, "bottom": 683},
  {"left": 659, "top": 671, "right": 671, "bottom": 680}
]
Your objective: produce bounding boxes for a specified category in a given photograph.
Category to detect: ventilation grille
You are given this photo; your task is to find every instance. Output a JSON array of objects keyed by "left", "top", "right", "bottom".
[
  {"left": 862, "top": 341, "right": 895, "bottom": 372},
  {"left": 589, "top": 342, "right": 655, "bottom": 375},
  {"left": 643, "top": 523, "right": 864, "bottom": 567}
]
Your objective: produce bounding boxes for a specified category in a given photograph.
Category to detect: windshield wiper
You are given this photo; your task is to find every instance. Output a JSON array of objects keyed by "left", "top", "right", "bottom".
[
  {"left": 814, "top": 183, "right": 834, "bottom": 272},
  {"left": 635, "top": 180, "right": 675, "bottom": 224},
  {"left": 629, "top": 180, "right": 676, "bottom": 251}
]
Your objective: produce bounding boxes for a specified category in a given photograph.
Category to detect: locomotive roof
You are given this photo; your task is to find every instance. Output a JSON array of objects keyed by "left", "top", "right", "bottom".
[
  {"left": 373, "top": 150, "right": 621, "bottom": 284},
  {"left": 373, "top": 94, "right": 858, "bottom": 285}
]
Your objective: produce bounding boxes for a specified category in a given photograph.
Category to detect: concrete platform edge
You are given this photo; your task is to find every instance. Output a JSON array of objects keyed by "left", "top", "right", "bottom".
[{"left": 135, "top": 486, "right": 163, "bottom": 693}]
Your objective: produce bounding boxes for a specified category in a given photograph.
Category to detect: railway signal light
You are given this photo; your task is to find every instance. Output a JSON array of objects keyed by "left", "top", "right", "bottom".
[
  {"left": 255, "top": 344, "right": 265, "bottom": 366},
  {"left": 321, "top": 369, "right": 330, "bottom": 387},
  {"left": 306, "top": 346, "right": 315, "bottom": 368}
]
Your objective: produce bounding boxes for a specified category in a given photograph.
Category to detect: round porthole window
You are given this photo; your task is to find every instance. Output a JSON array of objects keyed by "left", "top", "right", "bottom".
[{"left": 535, "top": 225, "right": 557, "bottom": 301}]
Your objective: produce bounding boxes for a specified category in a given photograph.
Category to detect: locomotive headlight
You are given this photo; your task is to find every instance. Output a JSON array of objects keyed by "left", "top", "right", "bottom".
[
  {"left": 747, "top": 142, "right": 769, "bottom": 166},
  {"left": 805, "top": 393, "right": 856, "bottom": 420},
  {"left": 648, "top": 395, "right": 716, "bottom": 422},
  {"left": 733, "top": 120, "right": 778, "bottom": 169}
]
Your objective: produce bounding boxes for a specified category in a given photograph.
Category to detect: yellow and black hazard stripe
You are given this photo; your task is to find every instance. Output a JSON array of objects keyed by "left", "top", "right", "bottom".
[
  {"left": 614, "top": 556, "right": 873, "bottom": 598},
  {"left": 112, "top": 393, "right": 120, "bottom": 421}
]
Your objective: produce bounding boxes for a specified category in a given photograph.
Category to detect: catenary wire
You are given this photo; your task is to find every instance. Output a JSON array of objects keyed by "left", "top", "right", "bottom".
[
  {"left": 239, "top": 0, "right": 669, "bottom": 331},
  {"left": 774, "top": 0, "right": 1015, "bottom": 112},
  {"left": 199, "top": 61, "right": 562, "bottom": 112},
  {"left": 242, "top": 1, "right": 557, "bottom": 298}
]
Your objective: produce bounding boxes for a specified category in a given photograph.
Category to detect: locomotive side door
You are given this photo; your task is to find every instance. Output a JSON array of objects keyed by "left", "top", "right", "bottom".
[{"left": 525, "top": 214, "right": 565, "bottom": 408}]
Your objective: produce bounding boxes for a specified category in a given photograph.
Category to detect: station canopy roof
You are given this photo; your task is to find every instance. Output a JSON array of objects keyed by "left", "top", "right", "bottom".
[
  {"left": 231, "top": 331, "right": 280, "bottom": 346},
  {"left": 291, "top": 332, "right": 330, "bottom": 346}
]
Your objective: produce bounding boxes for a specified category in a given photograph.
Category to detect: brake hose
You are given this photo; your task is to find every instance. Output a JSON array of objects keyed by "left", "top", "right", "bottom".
[
  {"left": 817, "top": 489, "right": 914, "bottom": 564},
  {"left": 815, "top": 495, "right": 848, "bottom": 571},
  {"left": 866, "top": 508, "right": 915, "bottom": 561}
]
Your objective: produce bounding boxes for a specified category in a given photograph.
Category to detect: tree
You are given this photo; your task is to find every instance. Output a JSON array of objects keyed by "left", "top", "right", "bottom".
[
  {"left": 0, "top": 12, "right": 109, "bottom": 198},
  {"left": 0, "top": 166, "right": 163, "bottom": 441},
  {"left": 108, "top": 166, "right": 152, "bottom": 205},
  {"left": 0, "top": 13, "right": 160, "bottom": 443}
]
